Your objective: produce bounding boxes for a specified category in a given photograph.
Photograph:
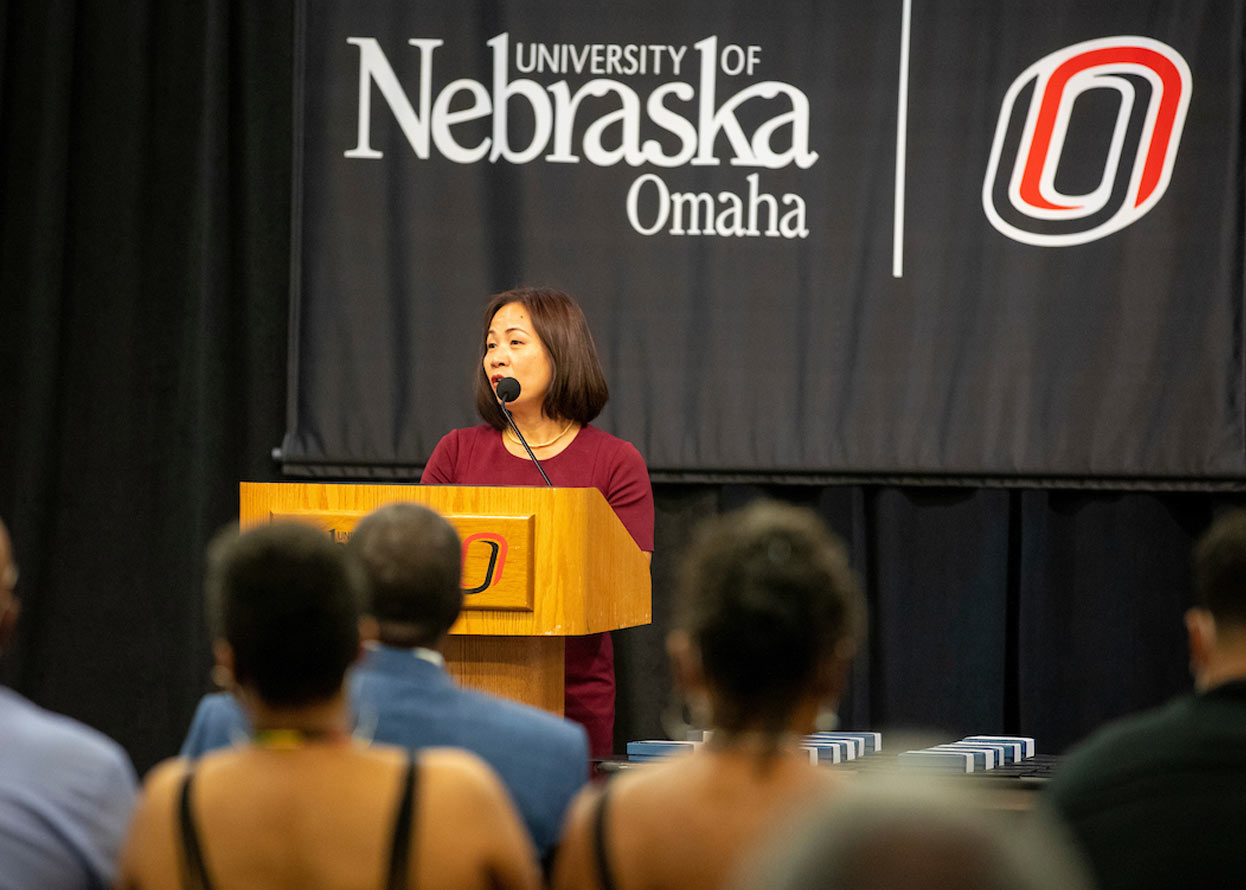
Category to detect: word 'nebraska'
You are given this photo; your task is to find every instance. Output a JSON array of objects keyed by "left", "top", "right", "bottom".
[{"left": 344, "top": 33, "right": 817, "bottom": 170}]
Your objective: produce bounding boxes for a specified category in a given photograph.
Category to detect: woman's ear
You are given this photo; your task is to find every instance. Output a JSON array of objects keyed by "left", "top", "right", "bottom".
[
  {"left": 0, "top": 593, "right": 20, "bottom": 651},
  {"left": 666, "top": 630, "right": 705, "bottom": 696},
  {"left": 814, "top": 650, "right": 851, "bottom": 704},
  {"left": 211, "top": 639, "right": 236, "bottom": 690},
  {"left": 357, "top": 616, "right": 379, "bottom": 656},
  {"left": 1185, "top": 607, "right": 1217, "bottom": 683}
]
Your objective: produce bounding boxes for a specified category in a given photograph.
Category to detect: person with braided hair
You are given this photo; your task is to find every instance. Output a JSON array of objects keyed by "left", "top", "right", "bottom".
[{"left": 552, "top": 501, "right": 865, "bottom": 890}]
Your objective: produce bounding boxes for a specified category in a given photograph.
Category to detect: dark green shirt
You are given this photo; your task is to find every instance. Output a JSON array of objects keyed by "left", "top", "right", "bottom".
[{"left": 1045, "top": 679, "right": 1246, "bottom": 890}]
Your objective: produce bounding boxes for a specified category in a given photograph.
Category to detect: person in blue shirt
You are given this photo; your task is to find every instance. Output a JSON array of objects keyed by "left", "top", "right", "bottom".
[
  {"left": 0, "top": 516, "right": 137, "bottom": 890},
  {"left": 180, "top": 502, "right": 589, "bottom": 861}
]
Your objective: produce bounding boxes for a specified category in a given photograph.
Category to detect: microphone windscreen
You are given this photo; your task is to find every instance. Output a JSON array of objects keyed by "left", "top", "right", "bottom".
[{"left": 496, "top": 377, "right": 521, "bottom": 403}]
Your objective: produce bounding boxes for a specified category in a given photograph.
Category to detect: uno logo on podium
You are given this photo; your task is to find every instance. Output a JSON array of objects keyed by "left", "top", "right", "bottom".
[
  {"left": 983, "top": 36, "right": 1191, "bottom": 246},
  {"left": 461, "top": 532, "right": 508, "bottom": 594},
  {"left": 269, "top": 508, "right": 535, "bottom": 613},
  {"left": 451, "top": 515, "right": 534, "bottom": 611}
]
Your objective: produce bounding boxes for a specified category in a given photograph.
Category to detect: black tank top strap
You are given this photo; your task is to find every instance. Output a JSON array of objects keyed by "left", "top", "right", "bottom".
[
  {"left": 385, "top": 750, "right": 419, "bottom": 890},
  {"left": 590, "top": 781, "right": 621, "bottom": 890},
  {"left": 178, "top": 766, "right": 216, "bottom": 890}
]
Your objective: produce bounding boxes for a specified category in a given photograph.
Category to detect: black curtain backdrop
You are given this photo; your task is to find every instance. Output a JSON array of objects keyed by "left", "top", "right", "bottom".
[{"left": 2, "top": 1, "right": 1243, "bottom": 776}]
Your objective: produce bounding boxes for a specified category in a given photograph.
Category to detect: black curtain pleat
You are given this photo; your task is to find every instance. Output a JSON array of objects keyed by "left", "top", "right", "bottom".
[
  {"left": 1, "top": 1, "right": 292, "bottom": 772},
  {"left": 1014, "top": 491, "right": 1212, "bottom": 751}
]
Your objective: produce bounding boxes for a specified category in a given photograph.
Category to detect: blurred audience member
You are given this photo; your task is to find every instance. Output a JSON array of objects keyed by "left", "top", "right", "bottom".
[
  {"left": 0, "top": 516, "right": 137, "bottom": 890},
  {"left": 553, "top": 501, "right": 865, "bottom": 890},
  {"left": 179, "top": 502, "right": 588, "bottom": 860},
  {"left": 736, "top": 775, "right": 1093, "bottom": 890},
  {"left": 1046, "top": 507, "right": 1246, "bottom": 889},
  {"left": 119, "top": 521, "right": 539, "bottom": 889}
]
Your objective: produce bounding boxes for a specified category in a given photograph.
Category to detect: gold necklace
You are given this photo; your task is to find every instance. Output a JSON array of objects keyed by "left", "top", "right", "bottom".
[
  {"left": 506, "top": 420, "right": 574, "bottom": 449},
  {"left": 251, "top": 727, "right": 346, "bottom": 749}
]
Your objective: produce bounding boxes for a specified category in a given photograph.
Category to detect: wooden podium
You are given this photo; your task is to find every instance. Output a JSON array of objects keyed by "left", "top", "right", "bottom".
[{"left": 239, "top": 482, "right": 651, "bottom": 715}]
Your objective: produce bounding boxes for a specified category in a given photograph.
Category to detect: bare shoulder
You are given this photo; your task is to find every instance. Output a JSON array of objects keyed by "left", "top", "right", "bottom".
[
  {"left": 118, "top": 758, "right": 196, "bottom": 888},
  {"left": 560, "top": 759, "right": 678, "bottom": 835},
  {"left": 417, "top": 746, "right": 541, "bottom": 888},
  {"left": 420, "top": 745, "right": 494, "bottom": 775},
  {"left": 560, "top": 776, "right": 607, "bottom": 832},
  {"left": 550, "top": 781, "right": 607, "bottom": 890},
  {"left": 781, "top": 764, "right": 846, "bottom": 820},
  {"left": 553, "top": 762, "right": 690, "bottom": 890},
  {"left": 610, "top": 752, "right": 696, "bottom": 800},
  {"left": 138, "top": 756, "right": 193, "bottom": 799},
  {"left": 125, "top": 756, "right": 191, "bottom": 837},
  {"left": 419, "top": 747, "right": 510, "bottom": 799},
  {"left": 600, "top": 753, "right": 837, "bottom": 830},
  {"left": 353, "top": 740, "right": 408, "bottom": 767}
]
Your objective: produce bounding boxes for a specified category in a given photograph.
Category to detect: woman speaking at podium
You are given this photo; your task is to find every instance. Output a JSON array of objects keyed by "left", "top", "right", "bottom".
[{"left": 421, "top": 287, "right": 654, "bottom": 761}]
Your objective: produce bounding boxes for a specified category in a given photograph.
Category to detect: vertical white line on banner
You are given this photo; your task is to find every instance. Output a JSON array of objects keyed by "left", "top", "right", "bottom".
[{"left": 892, "top": 0, "right": 913, "bottom": 278}]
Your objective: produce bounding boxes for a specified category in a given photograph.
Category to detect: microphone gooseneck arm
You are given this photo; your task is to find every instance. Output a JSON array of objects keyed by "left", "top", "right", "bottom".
[{"left": 495, "top": 377, "right": 553, "bottom": 487}]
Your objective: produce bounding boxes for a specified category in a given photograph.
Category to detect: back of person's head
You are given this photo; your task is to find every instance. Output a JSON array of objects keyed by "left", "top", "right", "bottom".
[
  {"left": 675, "top": 501, "right": 864, "bottom": 733},
  {"left": 1194, "top": 509, "right": 1246, "bottom": 628},
  {"left": 206, "top": 521, "right": 363, "bottom": 707},
  {"left": 346, "top": 502, "right": 463, "bottom": 648},
  {"left": 735, "top": 776, "right": 1093, "bottom": 890}
]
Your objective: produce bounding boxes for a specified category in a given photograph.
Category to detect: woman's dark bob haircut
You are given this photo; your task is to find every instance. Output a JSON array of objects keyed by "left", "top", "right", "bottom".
[{"left": 474, "top": 287, "right": 610, "bottom": 429}]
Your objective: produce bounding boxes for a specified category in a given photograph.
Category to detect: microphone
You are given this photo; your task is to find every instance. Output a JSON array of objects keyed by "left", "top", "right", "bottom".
[
  {"left": 495, "top": 377, "right": 553, "bottom": 487},
  {"left": 495, "top": 377, "right": 521, "bottom": 404}
]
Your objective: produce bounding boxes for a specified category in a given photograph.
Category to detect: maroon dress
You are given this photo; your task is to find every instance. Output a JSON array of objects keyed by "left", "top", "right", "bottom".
[{"left": 421, "top": 423, "right": 655, "bottom": 759}]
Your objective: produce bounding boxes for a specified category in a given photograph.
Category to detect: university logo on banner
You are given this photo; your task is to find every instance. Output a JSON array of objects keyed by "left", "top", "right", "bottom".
[
  {"left": 983, "top": 36, "right": 1192, "bottom": 247},
  {"left": 342, "top": 34, "right": 818, "bottom": 239},
  {"left": 287, "top": 2, "right": 1243, "bottom": 482}
]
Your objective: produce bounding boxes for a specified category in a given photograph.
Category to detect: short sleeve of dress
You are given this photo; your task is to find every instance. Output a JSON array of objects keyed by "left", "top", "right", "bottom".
[
  {"left": 603, "top": 440, "right": 654, "bottom": 552},
  {"left": 421, "top": 430, "right": 461, "bottom": 483}
]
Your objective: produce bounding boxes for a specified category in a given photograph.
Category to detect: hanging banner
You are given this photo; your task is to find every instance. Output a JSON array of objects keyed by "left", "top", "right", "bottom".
[{"left": 281, "top": 0, "right": 1245, "bottom": 483}]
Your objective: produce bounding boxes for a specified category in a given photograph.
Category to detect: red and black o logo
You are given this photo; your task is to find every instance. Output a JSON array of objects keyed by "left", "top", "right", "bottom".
[
  {"left": 461, "top": 532, "right": 507, "bottom": 594},
  {"left": 983, "top": 36, "right": 1191, "bottom": 246}
]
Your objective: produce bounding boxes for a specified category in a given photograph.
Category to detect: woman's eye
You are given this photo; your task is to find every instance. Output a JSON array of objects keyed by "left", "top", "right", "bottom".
[{"left": 511, "top": 339, "right": 523, "bottom": 346}]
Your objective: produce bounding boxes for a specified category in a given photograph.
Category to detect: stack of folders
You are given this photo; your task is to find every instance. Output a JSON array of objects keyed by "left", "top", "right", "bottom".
[
  {"left": 626, "top": 740, "right": 700, "bottom": 762},
  {"left": 625, "top": 732, "right": 884, "bottom": 764},
  {"left": 896, "top": 735, "right": 1036, "bottom": 772},
  {"left": 803, "top": 732, "right": 883, "bottom": 764}
]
